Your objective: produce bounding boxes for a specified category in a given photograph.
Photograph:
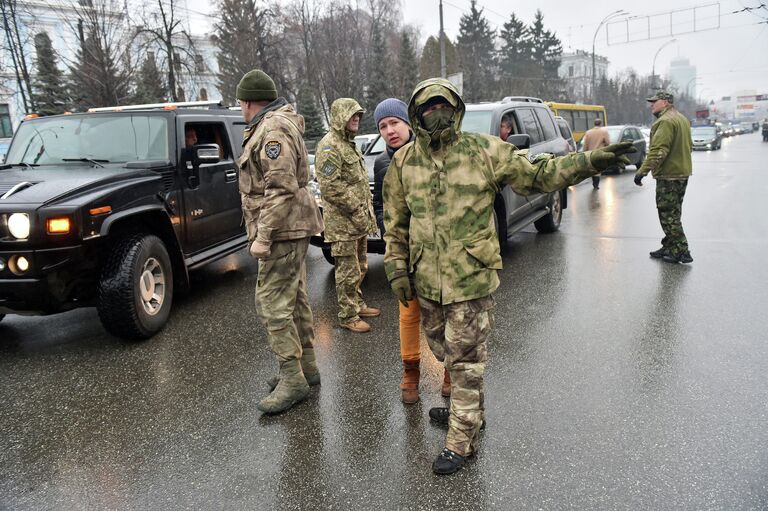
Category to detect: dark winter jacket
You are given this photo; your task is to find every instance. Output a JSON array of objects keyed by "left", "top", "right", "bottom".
[{"left": 372, "top": 134, "right": 414, "bottom": 235}]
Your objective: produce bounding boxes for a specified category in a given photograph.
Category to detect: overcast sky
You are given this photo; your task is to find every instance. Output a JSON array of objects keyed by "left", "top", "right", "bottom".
[{"left": 186, "top": 0, "right": 768, "bottom": 101}]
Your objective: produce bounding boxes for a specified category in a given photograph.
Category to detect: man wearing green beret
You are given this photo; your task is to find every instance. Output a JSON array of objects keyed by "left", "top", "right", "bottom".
[
  {"left": 634, "top": 91, "right": 694, "bottom": 264},
  {"left": 236, "top": 69, "right": 324, "bottom": 414}
]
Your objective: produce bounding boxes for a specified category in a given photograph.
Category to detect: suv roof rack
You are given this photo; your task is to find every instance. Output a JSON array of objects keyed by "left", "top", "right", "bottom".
[
  {"left": 500, "top": 96, "right": 544, "bottom": 104},
  {"left": 88, "top": 100, "right": 228, "bottom": 112}
]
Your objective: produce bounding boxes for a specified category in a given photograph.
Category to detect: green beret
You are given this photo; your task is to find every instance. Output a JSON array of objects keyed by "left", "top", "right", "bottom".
[{"left": 236, "top": 69, "right": 277, "bottom": 102}]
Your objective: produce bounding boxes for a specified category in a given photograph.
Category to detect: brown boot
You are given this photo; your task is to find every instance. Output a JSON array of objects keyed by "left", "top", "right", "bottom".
[
  {"left": 359, "top": 306, "right": 381, "bottom": 317},
  {"left": 340, "top": 319, "right": 371, "bottom": 333},
  {"left": 441, "top": 368, "right": 451, "bottom": 397},
  {"left": 400, "top": 361, "right": 420, "bottom": 404}
]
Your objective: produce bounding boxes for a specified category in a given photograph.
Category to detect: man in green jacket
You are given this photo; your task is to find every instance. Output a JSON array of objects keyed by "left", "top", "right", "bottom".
[
  {"left": 383, "top": 78, "right": 636, "bottom": 475},
  {"left": 634, "top": 91, "right": 693, "bottom": 264},
  {"left": 315, "top": 98, "right": 380, "bottom": 333}
]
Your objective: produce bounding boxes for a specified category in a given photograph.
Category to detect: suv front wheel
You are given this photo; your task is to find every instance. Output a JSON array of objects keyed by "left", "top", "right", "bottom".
[
  {"left": 534, "top": 191, "right": 563, "bottom": 233},
  {"left": 98, "top": 233, "right": 174, "bottom": 340}
]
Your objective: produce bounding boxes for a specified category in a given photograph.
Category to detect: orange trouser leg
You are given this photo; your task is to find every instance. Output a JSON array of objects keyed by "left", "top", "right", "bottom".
[{"left": 399, "top": 297, "right": 421, "bottom": 362}]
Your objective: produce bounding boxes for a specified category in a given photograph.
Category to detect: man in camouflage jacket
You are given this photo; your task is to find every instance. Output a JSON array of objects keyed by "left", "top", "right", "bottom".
[
  {"left": 383, "top": 78, "right": 636, "bottom": 475},
  {"left": 237, "top": 69, "right": 324, "bottom": 415},
  {"left": 634, "top": 91, "right": 693, "bottom": 264},
  {"left": 314, "top": 98, "right": 380, "bottom": 333}
]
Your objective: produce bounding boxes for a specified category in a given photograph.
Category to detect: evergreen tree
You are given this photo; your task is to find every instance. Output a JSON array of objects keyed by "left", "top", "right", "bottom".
[
  {"left": 32, "top": 32, "right": 68, "bottom": 116},
  {"left": 395, "top": 30, "right": 419, "bottom": 100},
  {"left": 133, "top": 54, "right": 167, "bottom": 104},
  {"left": 362, "top": 20, "right": 392, "bottom": 133},
  {"left": 526, "top": 10, "right": 564, "bottom": 100},
  {"left": 497, "top": 13, "right": 531, "bottom": 96},
  {"left": 212, "top": 0, "right": 285, "bottom": 104},
  {"left": 456, "top": 0, "right": 496, "bottom": 102},
  {"left": 69, "top": 25, "right": 130, "bottom": 110},
  {"left": 297, "top": 83, "right": 325, "bottom": 140},
  {"left": 419, "top": 35, "right": 458, "bottom": 81}
]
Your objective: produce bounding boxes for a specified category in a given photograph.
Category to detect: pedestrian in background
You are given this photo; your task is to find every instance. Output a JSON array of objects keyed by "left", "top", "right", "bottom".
[
  {"left": 634, "top": 91, "right": 693, "bottom": 264},
  {"left": 314, "top": 98, "right": 380, "bottom": 333},
  {"left": 372, "top": 98, "right": 451, "bottom": 404},
  {"left": 383, "top": 78, "right": 635, "bottom": 475},
  {"left": 582, "top": 118, "right": 611, "bottom": 189},
  {"left": 236, "top": 69, "right": 324, "bottom": 415}
]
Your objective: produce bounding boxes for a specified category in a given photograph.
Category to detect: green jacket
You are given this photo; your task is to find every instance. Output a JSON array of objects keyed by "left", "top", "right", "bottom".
[
  {"left": 314, "top": 98, "right": 377, "bottom": 242},
  {"left": 637, "top": 106, "right": 692, "bottom": 179},
  {"left": 238, "top": 102, "right": 323, "bottom": 244},
  {"left": 382, "top": 78, "right": 599, "bottom": 304}
]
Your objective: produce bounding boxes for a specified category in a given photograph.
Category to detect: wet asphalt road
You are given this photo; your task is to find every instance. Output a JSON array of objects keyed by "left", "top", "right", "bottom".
[{"left": 2, "top": 132, "right": 767, "bottom": 510}]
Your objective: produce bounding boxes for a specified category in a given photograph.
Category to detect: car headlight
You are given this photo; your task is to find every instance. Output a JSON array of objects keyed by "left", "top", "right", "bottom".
[{"left": 7, "top": 213, "right": 30, "bottom": 239}]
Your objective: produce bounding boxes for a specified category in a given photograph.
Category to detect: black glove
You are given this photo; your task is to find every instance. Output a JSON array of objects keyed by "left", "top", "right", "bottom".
[
  {"left": 634, "top": 174, "right": 644, "bottom": 186},
  {"left": 390, "top": 275, "right": 412, "bottom": 307},
  {"left": 590, "top": 142, "right": 637, "bottom": 171}
]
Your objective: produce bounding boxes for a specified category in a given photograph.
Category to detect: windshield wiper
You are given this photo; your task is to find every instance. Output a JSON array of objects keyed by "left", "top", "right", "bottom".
[
  {"left": 0, "top": 162, "right": 40, "bottom": 170},
  {"left": 62, "top": 158, "right": 109, "bottom": 168}
]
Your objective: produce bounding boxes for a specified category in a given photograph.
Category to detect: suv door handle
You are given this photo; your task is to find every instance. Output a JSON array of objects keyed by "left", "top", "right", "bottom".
[{"left": 224, "top": 169, "right": 237, "bottom": 182}]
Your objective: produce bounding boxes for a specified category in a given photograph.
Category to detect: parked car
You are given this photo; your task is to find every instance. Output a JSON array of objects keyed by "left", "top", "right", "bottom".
[
  {"left": 602, "top": 125, "right": 647, "bottom": 172},
  {"left": 0, "top": 138, "right": 11, "bottom": 164},
  {"left": 691, "top": 125, "right": 722, "bottom": 150},
  {"left": 640, "top": 127, "right": 651, "bottom": 147},
  {"left": 554, "top": 115, "right": 576, "bottom": 152},
  {"left": 0, "top": 101, "right": 250, "bottom": 339},
  {"left": 353, "top": 133, "right": 379, "bottom": 154},
  {"left": 310, "top": 96, "right": 572, "bottom": 264}
]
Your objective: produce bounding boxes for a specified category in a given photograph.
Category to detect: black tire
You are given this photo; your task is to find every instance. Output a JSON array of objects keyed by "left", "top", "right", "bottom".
[
  {"left": 97, "top": 233, "right": 174, "bottom": 340},
  {"left": 534, "top": 191, "right": 563, "bottom": 233},
  {"left": 321, "top": 246, "right": 335, "bottom": 265}
]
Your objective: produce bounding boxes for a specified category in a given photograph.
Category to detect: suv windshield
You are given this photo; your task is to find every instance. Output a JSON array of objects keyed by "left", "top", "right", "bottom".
[
  {"left": 605, "top": 127, "right": 623, "bottom": 143},
  {"left": 462, "top": 111, "right": 493, "bottom": 135},
  {"left": 5, "top": 114, "right": 169, "bottom": 165}
]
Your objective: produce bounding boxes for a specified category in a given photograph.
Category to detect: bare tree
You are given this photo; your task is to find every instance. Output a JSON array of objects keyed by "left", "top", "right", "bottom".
[{"left": 0, "top": 0, "right": 36, "bottom": 112}]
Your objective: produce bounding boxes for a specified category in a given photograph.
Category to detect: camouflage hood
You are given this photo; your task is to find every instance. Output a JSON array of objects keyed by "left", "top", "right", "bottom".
[
  {"left": 330, "top": 98, "right": 364, "bottom": 141},
  {"left": 407, "top": 78, "right": 465, "bottom": 146}
]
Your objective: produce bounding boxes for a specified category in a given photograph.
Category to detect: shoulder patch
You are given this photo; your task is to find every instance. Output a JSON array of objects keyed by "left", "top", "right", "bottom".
[
  {"left": 265, "top": 141, "right": 281, "bottom": 160},
  {"left": 321, "top": 162, "right": 338, "bottom": 177}
]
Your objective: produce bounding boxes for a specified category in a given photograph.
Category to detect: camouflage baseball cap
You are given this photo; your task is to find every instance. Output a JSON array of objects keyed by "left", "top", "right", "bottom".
[{"left": 646, "top": 91, "right": 674, "bottom": 103}]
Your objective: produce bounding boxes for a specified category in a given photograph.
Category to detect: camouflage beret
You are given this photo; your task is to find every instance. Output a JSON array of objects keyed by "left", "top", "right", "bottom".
[{"left": 646, "top": 91, "right": 674, "bottom": 103}]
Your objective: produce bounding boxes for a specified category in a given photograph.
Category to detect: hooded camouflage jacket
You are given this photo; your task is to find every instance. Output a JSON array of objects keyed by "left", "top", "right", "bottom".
[
  {"left": 383, "top": 79, "right": 599, "bottom": 305},
  {"left": 637, "top": 106, "right": 692, "bottom": 180},
  {"left": 238, "top": 102, "right": 323, "bottom": 244},
  {"left": 314, "top": 98, "right": 377, "bottom": 242}
]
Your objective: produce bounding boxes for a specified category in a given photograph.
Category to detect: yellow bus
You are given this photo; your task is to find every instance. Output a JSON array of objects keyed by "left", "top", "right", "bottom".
[{"left": 545, "top": 102, "right": 607, "bottom": 143}]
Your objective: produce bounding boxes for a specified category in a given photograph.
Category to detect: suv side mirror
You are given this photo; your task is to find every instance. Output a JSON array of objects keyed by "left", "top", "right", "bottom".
[
  {"left": 507, "top": 133, "right": 530, "bottom": 150},
  {"left": 196, "top": 144, "right": 221, "bottom": 164}
]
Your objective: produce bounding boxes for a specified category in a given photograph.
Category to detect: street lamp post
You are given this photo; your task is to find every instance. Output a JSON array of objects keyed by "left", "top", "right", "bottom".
[
  {"left": 592, "top": 10, "right": 626, "bottom": 103},
  {"left": 651, "top": 38, "right": 677, "bottom": 91},
  {"left": 684, "top": 76, "right": 701, "bottom": 98}
]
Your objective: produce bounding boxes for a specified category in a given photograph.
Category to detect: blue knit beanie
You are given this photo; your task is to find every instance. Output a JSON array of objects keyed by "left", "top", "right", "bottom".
[{"left": 374, "top": 98, "right": 409, "bottom": 128}]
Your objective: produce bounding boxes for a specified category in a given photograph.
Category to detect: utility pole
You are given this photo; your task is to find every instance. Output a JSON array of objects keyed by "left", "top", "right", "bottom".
[{"left": 439, "top": 0, "right": 446, "bottom": 78}]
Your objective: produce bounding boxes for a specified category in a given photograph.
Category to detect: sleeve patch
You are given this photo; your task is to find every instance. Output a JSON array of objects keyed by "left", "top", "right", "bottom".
[
  {"left": 265, "top": 141, "right": 282, "bottom": 160},
  {"left": 321, "top": 162, "right": 337, "bottom": 177}
]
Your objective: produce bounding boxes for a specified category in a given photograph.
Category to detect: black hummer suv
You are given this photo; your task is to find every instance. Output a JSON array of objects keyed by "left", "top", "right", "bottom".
[
  {"left": 309, "top": 96, "right": 572, "bottom": 264},
  {"left": 0, "top": 102, "right": 250, "bottom": 339}
]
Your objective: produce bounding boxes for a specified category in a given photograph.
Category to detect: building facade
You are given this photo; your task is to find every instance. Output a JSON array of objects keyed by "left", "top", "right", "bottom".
[
  {"left": 558, "top": 50, "right": 609, "bottom": 103},
  {"left": 667, "top": 56, "right": 697, "bottom": 99}
]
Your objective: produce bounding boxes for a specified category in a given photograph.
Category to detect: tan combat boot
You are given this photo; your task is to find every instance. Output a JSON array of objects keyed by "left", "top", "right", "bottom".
[
  {"left": 359, "top": 306, "right": 381, "bottom": 317},
  {"left": 400, "top": 361, "right": 420, "bottom": 404},
  {"left": 340, "top": 319, "right": 371, "bottom": 333},
  {"left": 441, "top": 368, "right": 451, "bottom": 397},
  {"left": 257, "top": 359, "right": 310, "bottom": 415}
]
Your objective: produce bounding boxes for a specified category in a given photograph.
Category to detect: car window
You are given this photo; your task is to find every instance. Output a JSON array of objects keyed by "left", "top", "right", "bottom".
[
  {"left": 184, "top": 122, "right": 232, "bottom": 160},
  {"left": 605, "top": 127, "right": 623, "bottom": 144},
  {"left": 462, "top": 110, "right": 494, "bottom": 135},
  {"left": 556, "top": 120, "right": 572, "bottom": 140},
  {"left": 572, "top": 110, "right": 588, "bottom": 132},
  {"left": 534, "top": 108, "right": 558, "bottom": 141},
  {"left": 514, "top": 108, "right": 543, "bottom": 145}
]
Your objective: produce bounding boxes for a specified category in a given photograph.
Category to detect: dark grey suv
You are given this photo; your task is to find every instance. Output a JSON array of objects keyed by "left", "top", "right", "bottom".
[{"left": 310, "top": 96, "right": 572, "bottom": 262}]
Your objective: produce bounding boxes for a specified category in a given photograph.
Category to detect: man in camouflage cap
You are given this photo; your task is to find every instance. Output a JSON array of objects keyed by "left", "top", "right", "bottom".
[
  {"left": 634, "top": 91, "right": 694, "bottom": 264},
  {"left": 383, "top": 78, "right": 636, "bottom": 475},
  {"left": 314, "top": 98, "right": 380, "bottom": 333},
  {"left": 236, "top": 69, "right": 324, "bottom": 414}
]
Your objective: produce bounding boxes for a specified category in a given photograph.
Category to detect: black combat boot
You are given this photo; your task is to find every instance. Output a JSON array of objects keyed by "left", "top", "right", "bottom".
[
  {"left": 428, "top": 407, "right": 486, "bottom": 429},
  {"left": 662, "top": 252, "right": 693, "bottom": 264},
  {"left": 432, "top": 448, "right": 466, "bottom": 475},
  {"left": 649, "top": 247, "right": 669, "bottom": 258}
]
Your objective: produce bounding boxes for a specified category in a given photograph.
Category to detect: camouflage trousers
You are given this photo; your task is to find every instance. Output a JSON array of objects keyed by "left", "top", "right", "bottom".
[
  {"left": 255, "top": 238, "right": 316, "bottom": 365},
  {"left": 419, "top": 295, "right": 495, "bottom": 456},
  {"left": 332, "top": 236, "right": 368, "bottom": 324},
  {"left": 656, "top": 178, "right": 689, "bottom": 257}
]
